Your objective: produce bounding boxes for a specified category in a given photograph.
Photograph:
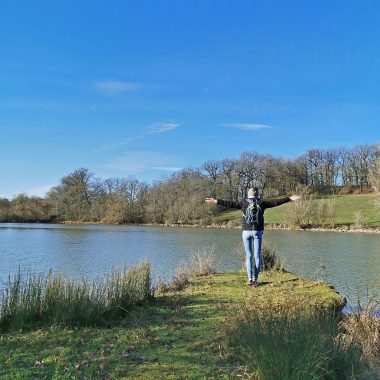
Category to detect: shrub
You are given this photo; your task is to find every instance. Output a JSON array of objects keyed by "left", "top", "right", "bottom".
[
  {"left": 325, "top": 196, "right": 337, "bottom": 227},
  {"left": 354, "top": 210, "right": 367, "bottom": 229},
  {"left": 315, "top": 197, "right": 337, "bottom": 226},
  {"left": 284, "top": 194, "right": 316, "bottom": 228},
  {"left": 285, "top": 194, "right": 338, "bottom": 228}
]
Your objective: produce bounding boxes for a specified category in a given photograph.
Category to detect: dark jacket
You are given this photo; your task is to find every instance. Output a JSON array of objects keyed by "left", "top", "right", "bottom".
[{"left": 217, "top": 197, "right": 291, "bottom": 231}]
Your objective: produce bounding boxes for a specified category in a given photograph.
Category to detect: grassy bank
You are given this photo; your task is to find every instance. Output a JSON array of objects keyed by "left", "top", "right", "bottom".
[
  {"left": 214, "top": 193, "right": 380, "bottom": 229},
  {"left": 1, "top": 268, "right": 361, "bottom": 379}
]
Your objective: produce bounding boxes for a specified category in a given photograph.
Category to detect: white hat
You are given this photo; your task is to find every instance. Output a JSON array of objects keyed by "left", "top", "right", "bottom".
[{"left": 248, "top": 187, "right": 259, "bottom": 198}]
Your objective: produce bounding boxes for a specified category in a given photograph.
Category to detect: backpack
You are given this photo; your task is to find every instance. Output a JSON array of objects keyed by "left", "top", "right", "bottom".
[{"left": 243, "top": 198, "right": 261, "bottom": 225}]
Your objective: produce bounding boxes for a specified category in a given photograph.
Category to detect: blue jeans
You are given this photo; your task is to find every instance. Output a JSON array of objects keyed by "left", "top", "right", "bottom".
[{"left": 242, "top": 230, "right": 263, "bottom": 281}]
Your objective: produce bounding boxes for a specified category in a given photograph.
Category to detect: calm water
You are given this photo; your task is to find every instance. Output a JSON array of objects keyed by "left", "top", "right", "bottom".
[{"left": 0, "top": 223, "right": 379, "bottom": 310}]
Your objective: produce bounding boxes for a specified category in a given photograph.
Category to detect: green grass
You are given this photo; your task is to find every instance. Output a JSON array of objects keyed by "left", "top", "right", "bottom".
[
  {"left": 0, "top": 270, "right": 346, "bottom": 379},
  {"left": 214, "top": 193, "right": 380, "bottom": 227}
]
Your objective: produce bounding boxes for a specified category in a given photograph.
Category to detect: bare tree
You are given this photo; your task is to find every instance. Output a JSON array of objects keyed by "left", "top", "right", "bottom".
[
  {"left": 220, "top": 158, "right": 238, "bottom": 201},
  {"left": 323, "top": 148, "right": 339, "bottom": 192},
  {"left": 7, "top": 143, "right": 380, "bottom": 224},
  {"left": 202, "top": 160, "right": 222, "bottom": 197},
  {"left": 48, "top": 168, "right": 95, "bottom": 221},
  {"left": 369, "top": 145, "right": 380, "bottom": 193},
  {"left": 236, "top": 151, "right": 261, "bottom": 197},
  {"left": 0, "top": 198, "right": 11, "bottom": 222}
]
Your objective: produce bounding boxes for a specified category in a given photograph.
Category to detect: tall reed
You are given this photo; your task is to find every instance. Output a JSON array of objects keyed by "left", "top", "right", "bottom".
[{"left": 0, "top": 262, "right": 151, "bottom": 331}]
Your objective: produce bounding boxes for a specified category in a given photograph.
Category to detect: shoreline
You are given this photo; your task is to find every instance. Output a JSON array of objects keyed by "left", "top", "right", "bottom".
[
  {"left": 2, "top": 220, "right": 380, "bottom": 234},
  {"left": 140, "top": 221, "right": 380, "bottom": 234}
]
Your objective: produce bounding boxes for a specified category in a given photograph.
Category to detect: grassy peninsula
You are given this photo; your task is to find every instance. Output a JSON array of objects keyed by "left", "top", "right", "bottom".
[{"left": 2, "top": 267, "right": 377, "bottom": 379}]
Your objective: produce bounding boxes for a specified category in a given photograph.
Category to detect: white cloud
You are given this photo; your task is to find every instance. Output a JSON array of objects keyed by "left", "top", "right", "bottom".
[
  {"left": 226, "top": 123, "right": 272, "bottom": 130},
  {"left": 94, "top": 80, "right": 140, "bottom": 94},
  {"left": 149, "top": 122, "right": 180, "bottom": 133}
]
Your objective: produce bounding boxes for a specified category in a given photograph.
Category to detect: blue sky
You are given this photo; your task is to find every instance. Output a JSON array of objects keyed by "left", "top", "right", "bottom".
[{"left": 1, "top": 1, "right": 379, "bottom": 198}]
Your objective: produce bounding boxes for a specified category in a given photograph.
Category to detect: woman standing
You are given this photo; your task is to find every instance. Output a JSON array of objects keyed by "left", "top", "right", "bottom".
[{"left": 205, "top": 187, "right": 301, "bottom": 286}]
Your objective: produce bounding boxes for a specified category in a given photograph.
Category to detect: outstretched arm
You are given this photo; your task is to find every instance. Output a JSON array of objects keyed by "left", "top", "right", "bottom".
[
  {"left": 262, "top": 194, "right": 301, "bottom": 209},
  {"left": 205, "top": 197, "right": 242, "bottom": 209}
]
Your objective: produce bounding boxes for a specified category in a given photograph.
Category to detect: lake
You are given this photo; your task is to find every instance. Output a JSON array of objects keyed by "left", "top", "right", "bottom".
[{"left": 0, "top": 223, "right": 379, "bottom": 311}]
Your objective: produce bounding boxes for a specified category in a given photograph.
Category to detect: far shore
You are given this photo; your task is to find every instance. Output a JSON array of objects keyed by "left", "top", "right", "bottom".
[
  {"left": 47, "top": 220, "right": 380, "bottom": 234},
  {"left": 140, "top": 222, "right": 380, "bottom": 234},
  {"left": 2, "top": 219, "right": 380, "bottom": 234}
]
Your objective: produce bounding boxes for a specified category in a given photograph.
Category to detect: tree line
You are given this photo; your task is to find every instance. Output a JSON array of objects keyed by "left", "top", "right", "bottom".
[{"left": 1, "top": 144, "right": 379, "bottom": 224}]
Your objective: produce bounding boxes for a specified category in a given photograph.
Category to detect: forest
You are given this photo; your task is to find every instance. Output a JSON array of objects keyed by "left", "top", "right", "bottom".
[{"left": 1, "top": 144, "right": 379, "bottom": 224}]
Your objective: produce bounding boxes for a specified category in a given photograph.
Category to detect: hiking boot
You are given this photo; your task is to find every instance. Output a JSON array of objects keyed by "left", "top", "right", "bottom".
[{"left": 252, "top": 280, "right": 258, "bottom": 287}]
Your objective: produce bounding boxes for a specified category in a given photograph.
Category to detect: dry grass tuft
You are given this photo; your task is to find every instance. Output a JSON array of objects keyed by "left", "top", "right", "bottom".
[
  {"left": 156, "top": 247, "right": 216, "bottom": 293},
  {"left": 234, "top": 239, "right": 284, "bottom": 273},
  {"left": 339, "top": 301, "right": 380, "bottom": 365},
  {"left": 261, "top": 240, "right": 284, "bottom": 271}
]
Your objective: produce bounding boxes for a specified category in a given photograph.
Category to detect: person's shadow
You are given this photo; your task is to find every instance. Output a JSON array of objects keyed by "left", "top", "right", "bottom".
[{"left": 257, "top": 281, "right": 271, "bottom": 287}]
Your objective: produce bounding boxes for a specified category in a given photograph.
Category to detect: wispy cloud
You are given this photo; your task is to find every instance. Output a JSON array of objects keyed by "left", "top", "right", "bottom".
[
  {"left": 0, "top": 100, "right": 79, "bottom": 111},
  {"left": 90, "top": 97, "right": 106, "bottom": 110},
  {"left": 97, "top": 151, "right": 182, "bottom": 177},
  {"left": 94, "top": 121, "right": 180, "bottom": 153},
  {"left": 149, "top": 121, "right": 180, "bottom": 133},
  {"left": 94, "top": 137, "right": 142, "bottom": 153},
  {"left": 94, "top": 80, "right": 140, "bottom": 94},
  {"left": 225, "top": 123, "right": 272, "bottom": 130},
  {"left": 154, "top": 166, "right": 182, "bottom": 171}
]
